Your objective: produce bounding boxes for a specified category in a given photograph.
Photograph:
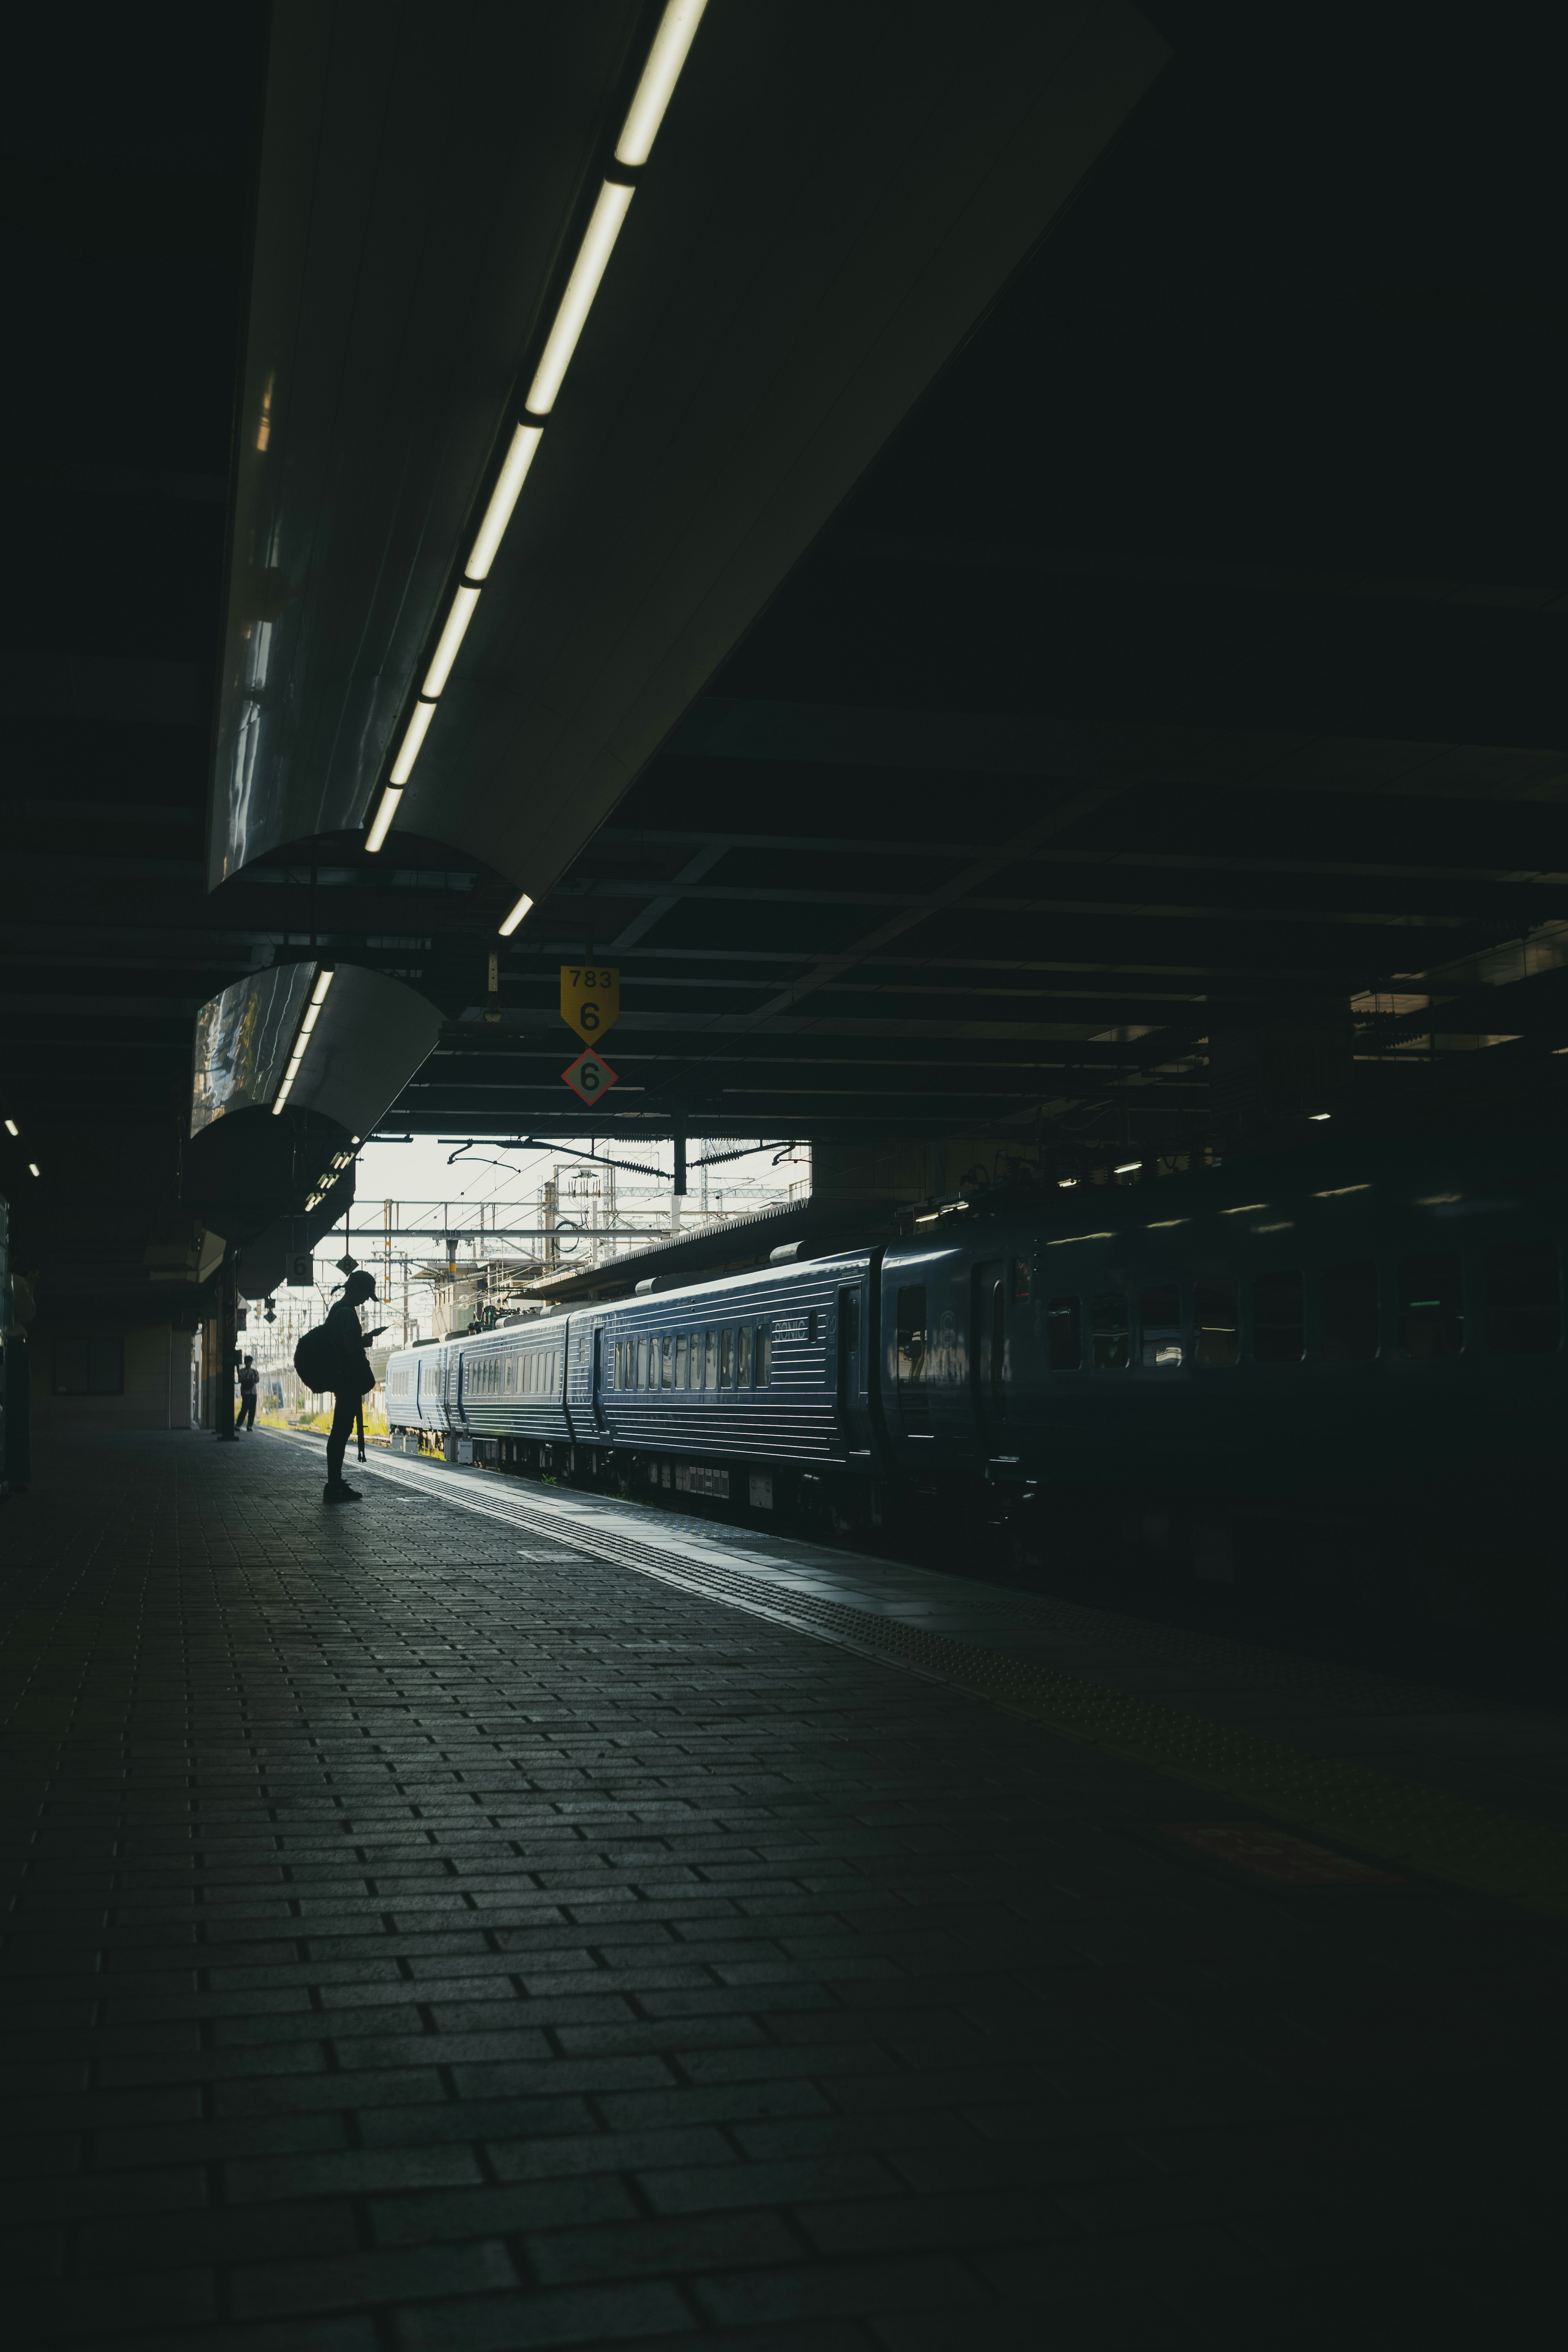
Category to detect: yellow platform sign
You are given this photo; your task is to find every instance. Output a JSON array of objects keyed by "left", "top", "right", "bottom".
[{"left": 560, "top": 964, "right": 619, "bottom": 1045}]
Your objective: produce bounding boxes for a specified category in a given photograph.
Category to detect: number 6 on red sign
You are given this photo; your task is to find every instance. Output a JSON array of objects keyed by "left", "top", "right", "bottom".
[{"left": 562, "top": 1047, "right": 619, "bottom": 1107}]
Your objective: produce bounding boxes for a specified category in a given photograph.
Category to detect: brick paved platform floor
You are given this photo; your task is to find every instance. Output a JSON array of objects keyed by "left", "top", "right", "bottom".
[{"left": 2, "top": 1431, "right": 1563, "bottom": 2351}]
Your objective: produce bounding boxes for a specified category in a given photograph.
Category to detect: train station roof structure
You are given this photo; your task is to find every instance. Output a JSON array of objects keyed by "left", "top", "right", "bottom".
[{"left": 4, "top": 1, "right": 1565, "bottom": 1317}]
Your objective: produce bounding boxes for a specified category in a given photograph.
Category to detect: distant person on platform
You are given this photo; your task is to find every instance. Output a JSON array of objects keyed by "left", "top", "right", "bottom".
[
  {"left": 234, "top": 1356, "right": 258, "bottom": 1433},
  {"left": 322, "top": 1271, "right": 385, "bottom": 1505}
]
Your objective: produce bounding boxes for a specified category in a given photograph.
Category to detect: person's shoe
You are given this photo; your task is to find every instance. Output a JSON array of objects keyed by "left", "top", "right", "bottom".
[{"left": 323, "top": 1480, "right": 363, "bottom": 1504}]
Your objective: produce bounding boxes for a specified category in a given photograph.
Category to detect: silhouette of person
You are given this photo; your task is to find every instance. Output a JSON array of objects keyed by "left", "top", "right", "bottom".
[{"left": 322, "top": 1272, "right": 384, "bottom": 1502}]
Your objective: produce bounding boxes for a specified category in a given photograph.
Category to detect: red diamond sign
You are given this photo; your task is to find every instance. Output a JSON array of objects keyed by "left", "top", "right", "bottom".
[{"left": 561, "top": 1047, "right": 619, "bottom": 1107}]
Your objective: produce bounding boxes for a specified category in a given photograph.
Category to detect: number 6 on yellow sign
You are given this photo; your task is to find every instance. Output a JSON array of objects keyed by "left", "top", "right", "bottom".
[{"left": 559, "top": 964, "right": 620, "bottom": 1045}]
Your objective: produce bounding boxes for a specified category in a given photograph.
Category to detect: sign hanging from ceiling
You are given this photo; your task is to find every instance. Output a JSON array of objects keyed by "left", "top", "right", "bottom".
[
  {"left": 559, "top": 965, "right": 619, "bottom": 1046},
  {"left": 561, "top": 1047, "right": 619, "bottom": 1107}
]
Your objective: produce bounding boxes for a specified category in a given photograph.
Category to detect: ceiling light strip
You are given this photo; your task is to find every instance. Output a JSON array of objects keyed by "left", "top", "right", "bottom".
[
  {"left": 465, "top": 423, "right": 544, "bottom": 580},
  {"left": 498, "top": 892, "right": 535, "bottom": 938},
  {"left": 364, "top": 787, "right": 402, "bottom": 854},
  {"left": 390, "top": 699, "right": 437, "bottom": 785},
  {"left": 272, "top": 966, "right": 335, "bottom": 1116},
  {"left": 364, "top": 0, "right": 708, "bottom": 876},
  {"left": 616, "top": 0, "right": 709, "bottom": 165},
  {"left": 421, "top": 584, "right": 481, "bottom": 698},
  {"left": 524, "top": 180, "right": 637, "bottom": 417}
]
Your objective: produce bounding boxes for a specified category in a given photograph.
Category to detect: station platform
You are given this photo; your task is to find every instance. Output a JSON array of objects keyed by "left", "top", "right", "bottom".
[{"left": 3, "top": 1428, "right": 1564, "bottom": 2352}]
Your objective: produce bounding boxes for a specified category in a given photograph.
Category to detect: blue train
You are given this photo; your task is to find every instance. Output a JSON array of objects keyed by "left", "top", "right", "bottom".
[{"left": 385, "top": 1134, "right": 1565, "bottom": 1639}]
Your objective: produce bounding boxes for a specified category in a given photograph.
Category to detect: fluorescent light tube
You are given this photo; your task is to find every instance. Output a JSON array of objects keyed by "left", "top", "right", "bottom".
[
  {"left": 28, "top": 1161, "right": 40, "bottom": 1177},
  {"left": 273, "top": 968, "right": 333, "bottom": 1114},
  {"left": 526, "top": 181, "right": 635, "bottom": 416},
  {"left": 466, "top": 424, "right": 543, "bottom": 579},
  {"left": 498, "top": 891, "right": 535, "bottom": 938},
  {"left": 365, "top": 786, "right": 401, "bottom": 853},
  {"left": 616, "top": 0, "right": 709, "bottom": 165},
  {"left": 390, "top": 699, "right": 437, "bottom": 785},
  {"left": 4, "top": 1118, "right": 16, "bottom": 1136},
  {"left": 1114, "top": 1160, "right": 1141, "bottom": 1175},
  {"left": 422, "top": 585, "right": 481, "bottom": 697}
]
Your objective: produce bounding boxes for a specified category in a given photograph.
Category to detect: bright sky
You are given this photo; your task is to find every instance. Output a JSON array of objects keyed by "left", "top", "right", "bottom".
[
  {"left": 305, "top": 1136, "right": 811, "bottom": 1318},
  {"left": 349, "top": 1135, "right": 808, "bottom": 1222}
]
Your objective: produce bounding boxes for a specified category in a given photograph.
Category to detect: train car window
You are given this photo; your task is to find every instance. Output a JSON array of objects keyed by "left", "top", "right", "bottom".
[
  {"left": 1398, "top": 1253, "right": 1463, "bottom": 1359},
  {"left": 889, "top": 1289, "right": 926, "bottom": 1430},
  {"left": 1012, "top": 1258, "right": 1030, "bottom": 1304},
  {"left": 720, "top": 1327, "right": 735, "bottom": 1385},
  {"left": 1254, "top": 1271, "right": 1305, "bottom": 1363},
  {"left": 659, "top": 1335, "right": 673, "bottom": 1388},
  {"left": 895, "top": 1289, "right": 926, "bottom": 1383},
  {"left": 895, "top": 1286, "right": 931, "bottom": 1430},
  {"left": 635, "top": 1336, "right": 648, "bottom": 1390},
  {"left": 705, "top": 1327, "right": 718, "bottom": 1387},
  {"left": 738, "top": 1323, "right": 753, "bottom": 1385},
  {"left": 1140, "top": 1283, "right": 1183, "bottom": 1368},
  {"left": 1194, "top": 1278, "right": 1238, "bottom": 1368},
  {"left": 675, "top": 1333, "right": 688, "bottom": 1388},
  {"left": 1047, "top": 1295, "right": 1081, "bottom": 1371},
  {"left": 1323, "top": 1262, "right": 1378, "bottom": 1361},
  {"left": 1091, "top": 1292, "right": 1129, "bottom": 1371},
  {"left": 806, "top": 1309, "right": 818, "bottom": 1345},
  {"left": 1485, "top": 1242, "right": 1559, "bottom": 1354},
  {"left": 756, "top": 1321, "right": 771, "bottom": 1385}
]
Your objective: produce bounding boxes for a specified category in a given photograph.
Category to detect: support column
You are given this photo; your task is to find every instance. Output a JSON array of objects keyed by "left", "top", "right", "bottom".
[{"left": 214, "top": 1250, "right": 239, "bottom": 1441}]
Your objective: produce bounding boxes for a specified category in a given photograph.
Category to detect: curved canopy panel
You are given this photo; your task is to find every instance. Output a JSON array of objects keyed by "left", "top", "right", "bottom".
[
  {"left": 210, "top": 0, "right": 1169, "bottom": 904},
  {"left": 212, "top": 0, "right": 646, "bottom": 884},
  {"left": 190, "top": 964, "right": 445, "bottom": 1143}
]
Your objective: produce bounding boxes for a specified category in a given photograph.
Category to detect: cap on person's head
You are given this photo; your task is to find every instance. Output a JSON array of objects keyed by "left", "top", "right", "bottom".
[{"left": 344, "top": 1270, "right": 376, "bottom": 1304}]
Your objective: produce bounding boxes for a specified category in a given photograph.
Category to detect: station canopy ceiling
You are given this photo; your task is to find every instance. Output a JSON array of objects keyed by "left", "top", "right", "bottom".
[{"left": 5, "top": 0, "right": 1566, "bottom": 1303}]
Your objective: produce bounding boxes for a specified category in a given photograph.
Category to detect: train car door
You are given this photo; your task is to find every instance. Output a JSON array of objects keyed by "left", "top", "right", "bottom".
[
  {"left": 835, "top": 1281, "right": 874, "bottom": 1458},
  {"left": 971, "top": 1259, "right": 1006, "bottom": 1450},
  {"left": 590, "top": 1324, "right": 608, "bottom": 1433}
]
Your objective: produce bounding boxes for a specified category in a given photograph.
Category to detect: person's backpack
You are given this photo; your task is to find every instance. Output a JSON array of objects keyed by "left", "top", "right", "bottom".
[
  {"left": 294, "top": 1323, "right": 374, "bottom": 1397},
  {"left": 293, "top": 1324, "right": 338, "bottom": 1395}
]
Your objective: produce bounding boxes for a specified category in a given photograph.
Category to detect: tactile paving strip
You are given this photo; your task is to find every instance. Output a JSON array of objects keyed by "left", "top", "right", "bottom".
[{"left": 307, "top": 1441, "right": 1568, "bottom": 1919}]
